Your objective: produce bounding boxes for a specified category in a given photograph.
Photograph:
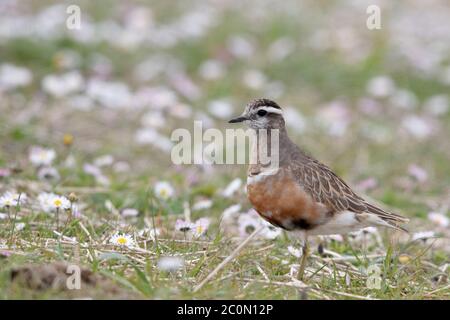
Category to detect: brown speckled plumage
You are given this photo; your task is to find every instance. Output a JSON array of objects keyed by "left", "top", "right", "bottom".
[{"left": 289, "top": 153, "right": 409, "bottom": 229}]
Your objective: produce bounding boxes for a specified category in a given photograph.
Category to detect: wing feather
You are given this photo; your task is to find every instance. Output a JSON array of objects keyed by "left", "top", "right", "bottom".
[{"left": 291, "top": 156, "right": 408, "bottom": 228}]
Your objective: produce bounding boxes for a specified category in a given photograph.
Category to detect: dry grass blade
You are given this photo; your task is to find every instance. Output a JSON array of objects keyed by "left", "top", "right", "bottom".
[{"left": 193, "top": 226, "right": 263, "bottom": 292}]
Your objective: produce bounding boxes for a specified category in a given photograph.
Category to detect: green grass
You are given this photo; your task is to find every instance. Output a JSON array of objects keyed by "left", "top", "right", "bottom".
[{"left": 0, "top": 0, "right": 449, "bottom": 299}]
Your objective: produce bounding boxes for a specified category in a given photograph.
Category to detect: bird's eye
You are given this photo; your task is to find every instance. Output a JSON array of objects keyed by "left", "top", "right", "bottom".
[{"left": 257, "top": 109, "right": 267, "bottom": 117}]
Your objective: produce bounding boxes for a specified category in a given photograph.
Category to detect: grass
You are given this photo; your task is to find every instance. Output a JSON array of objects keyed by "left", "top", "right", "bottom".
[{"left": 0, "top": 172, "right": 448, "bottom": 299}]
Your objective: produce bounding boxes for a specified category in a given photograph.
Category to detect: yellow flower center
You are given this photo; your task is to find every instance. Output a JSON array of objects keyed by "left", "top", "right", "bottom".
[
  {"left": 160, "top": 189, "right": 168, "bottom": 197},
  {"left": 63, "top": 134, "right": 74, "bottom": 146},
  {"left": 398, "top": 254, "right": 410, "bottom": 264},
  {"left": 53, "top": 199, "right": 62, "bottom": 207},
  {"left": 117, "top": 237, "right": 127, "bottom": 245},
  {"left": 196, "top": 225, "right": 203, "bottom": 234}
]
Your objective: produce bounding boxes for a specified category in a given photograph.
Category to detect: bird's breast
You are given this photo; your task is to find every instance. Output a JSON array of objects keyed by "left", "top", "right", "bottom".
[{"left": 246, "top": 169, "right": 329, "bottom": 231}]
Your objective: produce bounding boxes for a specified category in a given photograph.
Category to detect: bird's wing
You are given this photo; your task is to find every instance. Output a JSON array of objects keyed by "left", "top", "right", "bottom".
[{"left": 291, "top": 157, "right": 409, "bottom": 228}]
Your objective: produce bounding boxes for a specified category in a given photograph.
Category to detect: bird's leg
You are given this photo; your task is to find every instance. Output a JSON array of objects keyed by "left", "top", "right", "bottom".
[{"left": 297, "top": 236, "right": 309, "bottom": 281}]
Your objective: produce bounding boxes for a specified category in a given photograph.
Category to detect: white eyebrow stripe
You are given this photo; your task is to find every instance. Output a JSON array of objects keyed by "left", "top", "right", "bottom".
[{"left": 257, "top": 106, "right": 283, "bottom": 115}]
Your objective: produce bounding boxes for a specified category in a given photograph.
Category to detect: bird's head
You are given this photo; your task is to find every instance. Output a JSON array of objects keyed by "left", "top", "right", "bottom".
[{"left": 228, "top": 98, "right": 285, "bottom": 130}]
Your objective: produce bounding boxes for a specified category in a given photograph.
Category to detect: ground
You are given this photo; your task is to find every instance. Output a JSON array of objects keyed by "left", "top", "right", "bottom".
[{"left": 0, "top": 0, "right": 449, "bottom": 299}]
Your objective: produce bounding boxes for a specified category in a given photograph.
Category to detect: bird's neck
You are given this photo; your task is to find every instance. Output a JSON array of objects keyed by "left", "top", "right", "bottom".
[{"left": 249, "top": 126, "right": 297, "bottom": 173}]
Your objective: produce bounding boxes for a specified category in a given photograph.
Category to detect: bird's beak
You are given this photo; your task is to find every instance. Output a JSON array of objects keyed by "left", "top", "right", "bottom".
[{"left": 228, "top": 116, "right": 248, "bottom": 123}]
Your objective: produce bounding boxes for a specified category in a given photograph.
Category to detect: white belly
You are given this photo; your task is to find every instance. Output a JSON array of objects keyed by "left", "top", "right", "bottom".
[{"left": 307, "top": 211, "right": 369, "bottom": 235}]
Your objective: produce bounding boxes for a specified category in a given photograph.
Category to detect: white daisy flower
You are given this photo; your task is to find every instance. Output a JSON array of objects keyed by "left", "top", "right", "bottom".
[
  {"left": 64, "top": 154, "right": 76, "bottom": 168},
  {"left": 198, "top": 59, "right": 225, "bottom": 80},
  {"left": 268, "top": 37, "right": 295, "bottom": 62},
  {"left": 0, "top": 64, "right": 32, "bottom": 90},
  {"left": 37, "top": 166, "right": 60, "bottom": 182},
  {"left": 141, "top": 86, "right": 177, "bottom": 110},
  {"left": 83, "top": 163, "right": 102, "bottom": 177},
  {"left": 260, "top": 221, "right": 282, "bottom": 239},
  {"left": 207, "top": 99, "right": 234, "bottom": 119},
  {"left": 412, "top": 231, "right": 435, "bottom": 241},
  {"left": 37, "top": 193, "right": 52, "bottom": 212},
  {"left": 284, "top": 107, "right": 307, "bottom": 134},
  {"left": 237, "top": 210, "right": 280, "bottom": 239},
  {"left": 221, "top": 178, "right": 242, "bottom": 198},
  {"left": 390, "top": 89, "right": 418, "bottom": 110},
  {"left": 423, "top": 95, "right": 448, "bottom": 116},
  {"left": 38, "top": 193, "right": 71, "bottom": 213},
  {"left": 361, "top": 226, "right": 378, "bottom": 234},
  {"left": 242, "top": 69, "right": 267, "bottom": 90},
  {"left": 227, "top": 36, "right": 254, "bottom": 59},
  {"left": 135, "top": 128, "right": 173, "bottom": 152},
  {"left": 320, "top": 234, "right": 344, "bottom": 242},
  {"left": 366, "top": 76, "right": 395, "bottom": 98},
  {"left": 238, "top": 214, "right": 261, "bottom": 237},
  {"left": 316, "top": 101, "right": 350, "bottom": 137},
  {"left": 0, "top": 168, "right": 11, "bottom": 178},
  {"left": 93, "top": 154, "right": 115, "bottom": 167},
  {"left": 157, "top": 256, "right": 184, "bottom": 272},
  {"left": 265, "top": 81, "right": 285, "bottom": 99},
  {"left": 71, "top": 204, "right": 82, "bottom": 218},
  {"left": 350, "top": 226, "right": 379, "bottom": 238},
  {"left": 141, "top": 111, "right": 166, "bottom": 129},
  {"left": 42, "top": 71, "right": 84, "bottom": 97},
  {"left": 104, "top": 200, "right": 119, "bottom": 215},
  {"left": 121, "top": 208, "right": 139, "bottom": 218},
  {"left": 0, "top": 193, "right": 17, "bottom": 208},
  {"left": 287, "top": 245, "right": 303, "bottom": 258},
  {"left": 0, "top": 192, "right": 27, "bottom": 208},
  {"left": 138, "top": 227, "right": 160, "bottom": 240},
  {"left": 154, "top": 181, "right": 174, "bottom": 200},
  {"left": 402, "top": 116, "right": 432, "bottom": 140},
  {"left": 52, "top": 49, "right": 81, "bottom": 70},
  {"left": 109, "top": 233, "right": 136, "bottom": 248},
  {"left": 408, "top": 164, "right": 428, "bottom": 183},
  {"left": 289, "top": 264, "right": 300, "bottom": 278},
  {"left": 86, "top": 79, "right": 132, "bottom": 109},
  {"left": 428, "top": 212, "right": 449, "bottom": 228},
  {"left": 15, "top": 222, "right": 26, "bottom": 231},
  {"left": 194, "top": 111, "right": 215, "bottom": 128},
  {"left": 29, "top": 146, "right": 56, "bottom": 167},
  {"left": 192, "top": 199, "right": 213, "bottom": 211},
  {"left": 221, "top": 204, "right": 241, "bottom": 222},
  {"left": 169, "top": 103, "right": 192, "bottom": 119},
  {"left": 67, "top": 94, "right": 93, "bottom": 111},
  {"left": 83, "top": 163, "right": 110, "bottom": 186},
  {"left": 16, "top": 193, "right": 27, "bottom": 205},
  {"left": 192, "top": 218, "right": 210, "bottom": 237},
  {"left": 113, "top": 161, "right": 130, "bottom": 173}
]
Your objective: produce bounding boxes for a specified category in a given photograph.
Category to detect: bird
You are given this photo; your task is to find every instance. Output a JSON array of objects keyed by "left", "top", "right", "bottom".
[{"left": 228, "top": 98, "right": 409, "bottom": 280}]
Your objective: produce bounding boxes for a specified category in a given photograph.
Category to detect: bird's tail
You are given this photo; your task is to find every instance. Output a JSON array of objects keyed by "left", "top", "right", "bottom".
[{"left": 364, "top": 202, "right": 410, "bottom": 233}]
